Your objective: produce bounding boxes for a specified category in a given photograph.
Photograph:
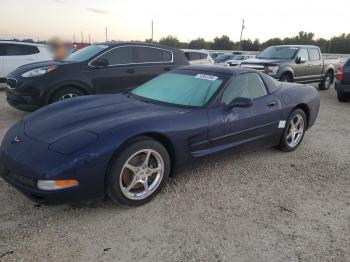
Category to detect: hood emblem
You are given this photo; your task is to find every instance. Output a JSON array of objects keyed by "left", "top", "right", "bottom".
[{"left": 12, "top": 136, "right": 22, "bottom": 144}]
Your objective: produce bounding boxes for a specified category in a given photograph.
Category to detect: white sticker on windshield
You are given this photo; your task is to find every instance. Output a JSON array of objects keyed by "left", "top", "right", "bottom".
[{"left": 195, "top": 74, "right": 218, "bottom": 81}]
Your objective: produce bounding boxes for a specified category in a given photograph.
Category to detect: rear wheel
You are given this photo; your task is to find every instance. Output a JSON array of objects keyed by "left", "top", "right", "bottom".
[
  {"left": 278, "top": 109, "right": 306, "bottom": 152},
  {"left": 319, "top": 72, "right": 333, "bottom": 90},
  {"left": 106, "top": 137, "right": 170, "bottom": 207},
  {"left": 280, "top": 74, "right": 292, "bottom": 82},
  {"left": 49, "top": 87, "right": 84, "bottom": 104},
  {"left": 337, "top": 91, "right": 350, "bottom": 102}
]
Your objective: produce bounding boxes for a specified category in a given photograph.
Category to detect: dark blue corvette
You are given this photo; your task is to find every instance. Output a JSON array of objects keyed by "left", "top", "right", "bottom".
[{"left": 0, "top": 66, "right": 320, "bottom": 206}]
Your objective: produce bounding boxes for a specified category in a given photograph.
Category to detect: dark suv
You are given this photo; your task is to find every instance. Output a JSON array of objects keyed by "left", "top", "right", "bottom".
[
  {"left": 335, "top": 59, "right": 350, "bottom": 102},
  {"left": 6, "top": 42, "right": 189, "bottom": 111}
]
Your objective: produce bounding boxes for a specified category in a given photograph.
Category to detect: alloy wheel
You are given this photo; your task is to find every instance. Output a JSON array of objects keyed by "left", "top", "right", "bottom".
[
  {"left": 119, "top": 149, "right": 164, "bottom": 200},
  {"left": 59, "top": 93, "right": 78, "bottom": 100},
  {"left": 286, "top": 114, "right": 305, "bottom": 148}
]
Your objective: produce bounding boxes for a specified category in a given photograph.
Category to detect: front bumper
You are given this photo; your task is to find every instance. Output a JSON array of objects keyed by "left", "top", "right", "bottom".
[
  {"left": 0, "top": 122, "right": 107, "bottom": 204},
  {"left": 335, "top": 80, "right": 350, "bottom": 93},
  {"left": 5, "top": 77, "right": 46, "bottom": 112}
]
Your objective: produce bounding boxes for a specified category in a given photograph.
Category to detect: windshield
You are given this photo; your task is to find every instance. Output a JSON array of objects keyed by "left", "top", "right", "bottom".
[
  {"left": 64, "top": 44, "right": 109, "bottom": 62},
  {"left": 257, "top": 46, "right": 298, "bottom": 59},
  {"left": 131, "top": 72, "right": 225, "bottom": 107}
]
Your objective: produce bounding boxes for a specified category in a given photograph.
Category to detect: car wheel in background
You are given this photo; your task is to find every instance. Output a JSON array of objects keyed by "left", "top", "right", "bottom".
[
  {"left": 278, "top": 109, "right": 307, "bottom": 152},
  {"left": 337, "top": 91, "right": 350, "bottom": 102},
  {"left": 106, "top": 137, "right": 170, "bottom": 207},
  {"left": 279, "top": 74, "right": 292, "bottom": 82},
  {"left": 319, "top": 72, "right": 333, "bottom": 90},
  {"left": 50, "top": 87, "right": 84, "bottom": 103}
]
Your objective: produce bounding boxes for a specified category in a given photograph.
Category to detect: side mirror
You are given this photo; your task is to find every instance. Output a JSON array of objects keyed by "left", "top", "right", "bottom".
[
  {"left": 296, "top": 56, "right": 306, "bottom": 64},
  {"left": 91, "top": 58, "right": 109, "bottom": 67},
  {"left": 225, "top": 97, "right": 253, "bottom": 110}
]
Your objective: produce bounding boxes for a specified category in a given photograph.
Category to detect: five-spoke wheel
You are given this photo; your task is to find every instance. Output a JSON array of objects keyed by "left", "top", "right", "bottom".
[
  {"left": 106, "top": 137, "right": 170, "bottom": 207},
  {"left": 278, "top": 109, "right": 306, "bottom": 152}
]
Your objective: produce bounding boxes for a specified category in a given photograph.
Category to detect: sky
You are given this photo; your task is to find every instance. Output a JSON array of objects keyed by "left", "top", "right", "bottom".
[{"left": 0, "top": 0, "right": 349, "bottom": 43}]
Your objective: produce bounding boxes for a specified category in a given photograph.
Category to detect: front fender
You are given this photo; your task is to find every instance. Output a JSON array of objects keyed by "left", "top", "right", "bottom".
[{"left": 277, "top": 66, "right": 295, "bottom": 80}]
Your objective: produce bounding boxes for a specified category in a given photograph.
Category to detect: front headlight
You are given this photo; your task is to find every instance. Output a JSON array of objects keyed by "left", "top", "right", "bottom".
[
  {"left": 267, "top": 66, "right": 279, "bottom": 76},
  {"left": 21, "top": 66, "right": 57, "bottom": 78}
]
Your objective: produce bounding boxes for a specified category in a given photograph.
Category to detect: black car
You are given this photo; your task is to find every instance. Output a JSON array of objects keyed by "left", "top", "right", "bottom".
[
  {"left": 6, "top": 42, "right": 189, "bottom": 111},
  {"left": 335, "top": 59, "right": 350, "bottom": 102}
]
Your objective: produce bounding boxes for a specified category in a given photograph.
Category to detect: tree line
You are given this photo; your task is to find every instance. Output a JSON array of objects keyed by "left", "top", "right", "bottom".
[{"left": 146, "top": 31, "right": 350, "bottom": 54}]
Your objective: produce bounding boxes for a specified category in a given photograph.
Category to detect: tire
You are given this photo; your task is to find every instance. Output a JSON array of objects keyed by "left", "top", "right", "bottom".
[
  {"left": 280, "top": 74, "right": 292, "bottom": 82},
  {"left": 337, "top": 91, "right": 350, "bottom": 102},
  {"left": 278, "top": 109, "right": 307, "bottom": 152},
  {"left": 106, "top": 137, "right": 170, "bottom": 207},
  {"left": 319, "top": 72, "right": 333, "bottom": 90},
  {"left": 49, "top": 87, "right": 84, "bottom": 104}
]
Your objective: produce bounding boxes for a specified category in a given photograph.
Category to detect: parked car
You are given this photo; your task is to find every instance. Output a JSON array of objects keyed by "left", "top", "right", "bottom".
[
  {"left": 0, "top": 41, "right": 52, "bottom": 83},
  {"left": 182, "top": 49, "right": 214, "bottom": 65},
  {"left": 225, "top": 54, "right": 255, "bottom": 66},
  {"left": 335, "top": 60, "right": 350, "bottom": 102},
  {"left": 6, "top": 42, "right": 189, "bottom": 111},
  {"left": 209, "top": 52, "right": 225, "bottom": 59},
  {"left": 214, "top": 54, "right": 236, "bottom": 64},
  {"left": 241, "top": 45, "right": 340, "bottom": 90},
  {"left": 0, "top": 65, "right": 320, "bottom": 207}
]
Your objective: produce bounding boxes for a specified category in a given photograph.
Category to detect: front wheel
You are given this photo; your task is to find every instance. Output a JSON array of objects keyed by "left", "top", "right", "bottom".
[
  {"left": 49, "top": 87, "right": 84, "bottom": 104},
  {"left": 278, "top": 109, "right": 307, "bottom": 152},
  {"left": 280, "top": 74, "right": 292, "bottom": 82},
  {"left": 106, "top": 137, "right": 170, "bottom": 207}
]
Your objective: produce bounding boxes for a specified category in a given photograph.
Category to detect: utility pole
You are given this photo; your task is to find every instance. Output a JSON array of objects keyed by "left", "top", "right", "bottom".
[
  {"left": 89, "top": 34, "right": 91, "bottom": 44},
  {"left": 239, "top": 19, "right": 245, "bottom": 50},
  {"left": 73, "top": 33, "right": 76, "bottom": 43},
  {"left": 81, "top": 31, "right": 84, "bottom": 43},
  {"left": 105, "top": 27, "right": 108, "bottom": 42},
  {"left": 151, "top": 20, "right": 154, "bottom": 43}
]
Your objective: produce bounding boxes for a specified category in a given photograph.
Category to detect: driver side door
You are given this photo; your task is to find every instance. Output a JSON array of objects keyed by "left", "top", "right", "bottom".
[{"left": 208, "top": 72, "right": 281, "bottom": 153}]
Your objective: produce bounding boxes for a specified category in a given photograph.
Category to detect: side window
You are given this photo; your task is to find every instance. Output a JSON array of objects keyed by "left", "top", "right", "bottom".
[
  {"left": 137, "top": 47, "right": 172, "bottom": 63},
  {"left": 309, "top": 48, "right": 321, "bottom": 61},
  {"left": 100, "top": 46, "right": 134, "bottom": 65},
  {"left": 189, "top": 52, "right": 201, "bottom": 61},
  {"left": 221, "top": 73, "right": 267, "bottom": 105},
  {"left": 2, "top": 44, "right": 39, "bottom": 56},
  {"left": 0, "top": 44, "right": 5, "bottom": 56},
  {"left": 199, "top": 53, "right": 208, "bottom": 59},
  {"left": 297, "top": 48, "right": 309, "bottom": 61}
]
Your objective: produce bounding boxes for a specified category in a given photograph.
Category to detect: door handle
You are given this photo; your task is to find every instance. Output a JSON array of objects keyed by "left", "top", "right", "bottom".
[
  {"left": 163, "top": 67, "right": 171, "bottom": 71},
  {"left": 267, "top": 101, "right": 277, "bottom": 107},
  {"left": 126, "top": 69, "right": 135, "bottom": 74}
]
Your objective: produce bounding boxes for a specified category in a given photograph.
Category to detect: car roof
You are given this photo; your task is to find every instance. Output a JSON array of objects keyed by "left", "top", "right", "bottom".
[
  {"left": 181, "top": 49, "right": 209, "bottom": 54},
  {"left": 177, "top": 65, "right": 256, "bottom": 75},
  {"left": 272, "top": 45, "right": 319, "bottom": 49},
  {"left": 0, "top": 40, "right": 46, "bottom": 47},
  {"left": 96, "top": 41, "right": 176, "bottom": 50}
]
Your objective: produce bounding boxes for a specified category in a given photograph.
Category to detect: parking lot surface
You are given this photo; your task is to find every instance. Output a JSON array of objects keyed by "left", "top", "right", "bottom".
[{"left": 0, "top": 87, "right": 349, "bottom": 262}]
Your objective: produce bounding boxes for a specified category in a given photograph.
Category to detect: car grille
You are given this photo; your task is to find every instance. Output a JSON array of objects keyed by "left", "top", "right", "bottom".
[{"left": 6, "top": 78, "right": 17, "bottom": 89}]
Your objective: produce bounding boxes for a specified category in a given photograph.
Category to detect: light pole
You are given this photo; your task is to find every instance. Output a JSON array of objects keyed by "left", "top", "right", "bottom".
[{"left": 239, "top": 19, "right": 245, "bottom": 50}]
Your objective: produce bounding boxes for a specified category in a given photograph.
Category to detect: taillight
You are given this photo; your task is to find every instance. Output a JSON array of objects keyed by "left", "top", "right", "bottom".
[{"left": 337, "top": 64, "right": 343, "bottom": 81}]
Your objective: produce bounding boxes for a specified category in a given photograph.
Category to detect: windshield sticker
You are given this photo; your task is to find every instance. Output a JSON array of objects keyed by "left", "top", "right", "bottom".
[{"left": 195, "top": 74, "right": 218, "bottom": 81}]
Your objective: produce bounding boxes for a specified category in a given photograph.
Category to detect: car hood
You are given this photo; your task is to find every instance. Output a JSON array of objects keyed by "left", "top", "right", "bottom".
[
  {"left": 7, "top": 60, "right": 76, "bottom": 76},
  {"left": 242, "top": 58, "right": 292, "bottom": 65},
  {"left": 23, "top": 94, "right": 185, "bottom": 144}
]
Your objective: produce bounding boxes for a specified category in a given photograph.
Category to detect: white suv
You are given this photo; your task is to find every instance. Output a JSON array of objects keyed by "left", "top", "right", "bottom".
[
  {"left": 0, "top": 41, "right": 53, "bottom": 82},
  {"left": 182, "top": 49, "right": 214, "bottom": 65}
]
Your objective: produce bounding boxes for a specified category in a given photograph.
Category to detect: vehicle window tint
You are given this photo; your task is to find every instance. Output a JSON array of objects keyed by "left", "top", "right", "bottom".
[
  {"left": 189, "top": 52, "right": 202, "bottom": 61},
  {"left": 199, "top": 53, "right": 208, "bottom": 59},
  {"left": 221, "top": 73, "right": 267, "bottom": 105},
  {"left": 298, "top": 48, "right": 309, "bottom": 61},
  {"left": 0, "top": 44, "right": 5, "bottom": 56},
  {"left": 137, "top": 47, "right": 172, "bottom": 63},
  {"left": 309, "top": 48, "right": 320, "bottom": 61},
  {"left": 100, "top": 46, "right": 134, "bottom": 65},
  {"left": 1, "top": 44, "right": 39, "bottom": 56}
]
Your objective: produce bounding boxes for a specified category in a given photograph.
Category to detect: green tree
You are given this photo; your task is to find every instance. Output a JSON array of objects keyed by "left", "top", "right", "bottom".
[
  {"left": 188, "top": 38, "right": 210, "bottom": 49},
  {"left": 158, "top": 35, "right": 183, "bottom": 48},
  {"left": 211, "top": 35, "right": 234, "bottom": 50}
]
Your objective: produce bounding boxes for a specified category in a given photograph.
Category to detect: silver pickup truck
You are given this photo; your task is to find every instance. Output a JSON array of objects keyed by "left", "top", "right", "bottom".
[{"left": 241, "top": 45, "right": 340, "bottom": 90}]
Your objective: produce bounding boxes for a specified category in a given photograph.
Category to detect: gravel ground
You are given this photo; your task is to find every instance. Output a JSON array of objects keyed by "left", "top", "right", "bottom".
[{"left": 0, "top": 87, "right": 349, "bottom": 262}]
